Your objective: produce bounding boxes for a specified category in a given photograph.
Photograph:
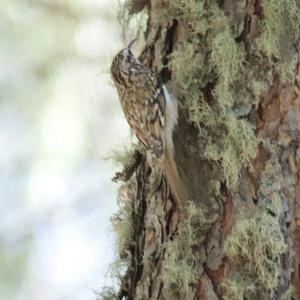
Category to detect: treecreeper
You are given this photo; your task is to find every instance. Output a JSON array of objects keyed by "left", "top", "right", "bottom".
[{"left": 110, "top": 39, "right": 187, "bottom": 216}]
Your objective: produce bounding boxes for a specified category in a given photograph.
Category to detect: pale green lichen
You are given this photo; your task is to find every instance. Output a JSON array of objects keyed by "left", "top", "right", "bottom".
[
  {"left": 165, "top": 0, "right": 207, "bottom": 27},
  {"left": 281, "top": 285, "right": 295, "bottom": 300},
  {"left": 211, "top": 29, "right": 245, "bottom": 108},
  {"left": 277, "top": 53, "right": 299, "bottom": 84},
  {"left": 97, "top": 256, "right": 130, "bottom": 299},
  {"left": 169, "top": 0, "right": 258, "bottom": 186},
  {"left": 257, "top": 0, "right": 286, "bottom": 59},
  {"left": 258, "top": 0, "right": 300, "bottom": 83},
  {"left": 117, "top": 0, "right": 148, "bottom": 42},
  {"left": 258, "top": 0, "right": 300, "bottom": 58},
  {"left": 162, "top": 202, "right": 209, "bottom": 297},
  {"left": 251, "top": 79, "right": 269, "bottom": 99},
  {"left": 172, "top": 41, "right": 209, "bottom": 90},
  {"left": 223, "top": 159, "right": 286, "bottom": 299},
  {"left": 98, "top": 180, "right": 134, "bottom": 299},
  {"left": 109, "top": 144, "right": 137, "bottom": 167},
  {"left": 205, "top": 115, "right": 258, "bottom": 186},
  {"left": 111, "top": 198, "right": 133, "bottom": 257},
  {"left": 105, "top": 0, "right": 298, "bottom": 297},
  {"left": 97, "top": 287, "right": 118, "bottom": 300},
  {"left": 223, "top": 116, "right": 258, "bottom": 185}
]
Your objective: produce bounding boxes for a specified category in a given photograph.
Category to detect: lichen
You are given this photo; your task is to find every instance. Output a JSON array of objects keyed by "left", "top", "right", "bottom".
[
  {"left": 111, "top": 195, "right": 133, "bottom": 257},
  {"left": 211, "top": 29, "right": 245, "bottom": 109},
  {"left": 108, "top": 144, "right": 135, "bottom": 166},
  {"left": 164, "top": 0, "right": 207, "bottom": 27},
  {"left": 97, "top": 287, "right": 118, "bottom": 300},
  {"left": 251, "top": 78, "right": 269, "bottom": 99},
  {"left": 205, "top": 115, "right": 258, "bottom": 185},
  {"left": 257, "top": 0, "right": 300, "bottom": 83},
  {"left": 105, "top": 0, "right": 299, "bottom": 297},
  {"left": 98, "top": 181, "right": 135, "bottom": 299},
  {"left": 117, "top": 0, "right": 148, "bottom": 42},
  {"left": 281, "top": 285, "right": 295, "bottom": 300},
  {"left": 277, "top": 53, "right": 299, "bottom": 84},
  {"left": 162, "top": 202, "right": 209, "bottom": 297},
  {"left": 223, "top": 159, "right": 286, "bottom": 299},
  {"left": 168, "top": 0, "right": 258, "bottom": 186},
  {"left": 257, "top": 0, "right": 286, "bottom": 59}
]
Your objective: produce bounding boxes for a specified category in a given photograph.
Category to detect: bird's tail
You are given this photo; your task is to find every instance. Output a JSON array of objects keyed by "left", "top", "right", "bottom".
[
  {"left": 163, "top": 148, "right": 187, "bottom": 214},
  {"left": 162, "top": 84, "right": 187, "bottom": 214}
]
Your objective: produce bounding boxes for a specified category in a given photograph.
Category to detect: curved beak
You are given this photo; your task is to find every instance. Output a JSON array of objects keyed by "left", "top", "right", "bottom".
[{"left": 127, "top": 38, "right": 137, "bottom": 50}]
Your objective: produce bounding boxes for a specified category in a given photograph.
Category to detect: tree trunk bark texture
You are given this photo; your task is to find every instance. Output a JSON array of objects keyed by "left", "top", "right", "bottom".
[{"left": 108, "top": 1, "right": 300, "bottom": 299}]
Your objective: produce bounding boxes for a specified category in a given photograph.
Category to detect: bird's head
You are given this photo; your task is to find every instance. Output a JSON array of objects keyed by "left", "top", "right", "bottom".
[{"left": 110, "top": 39, "right": 138, "bottom": 85}]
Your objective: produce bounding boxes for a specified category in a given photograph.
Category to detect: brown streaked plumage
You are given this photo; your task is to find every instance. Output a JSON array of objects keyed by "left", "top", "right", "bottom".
[{"left": 110, "top": 40, "right": 186, "bottom": 212}]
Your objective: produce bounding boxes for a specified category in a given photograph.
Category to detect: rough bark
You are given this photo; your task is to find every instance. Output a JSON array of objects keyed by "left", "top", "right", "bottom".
[{"left": 106, "top": 1, "right": 300, "bottom": 299}]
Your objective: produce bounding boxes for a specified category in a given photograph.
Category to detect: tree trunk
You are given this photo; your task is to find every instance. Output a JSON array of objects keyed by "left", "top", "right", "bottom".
[{"left": 105, "top": 1, "right": 300, "bottom": 299}]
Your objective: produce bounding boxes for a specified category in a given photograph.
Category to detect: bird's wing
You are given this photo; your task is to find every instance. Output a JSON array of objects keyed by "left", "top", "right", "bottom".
[{"left": 144, "top": 85, "right": 166, "bottom": 159}]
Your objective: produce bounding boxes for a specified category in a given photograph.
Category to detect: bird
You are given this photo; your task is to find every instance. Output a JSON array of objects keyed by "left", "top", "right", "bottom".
[{"left": 110, "top": 39, "right": 186, "bottom": 214}]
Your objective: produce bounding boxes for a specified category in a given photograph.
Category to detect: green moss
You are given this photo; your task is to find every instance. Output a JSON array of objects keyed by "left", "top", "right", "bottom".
[
  {"left": 162, "top": 202, "right": 209, "bottom": 297},
  {"left": 223, "top": 159, "right": 286, "bottom": 299}
]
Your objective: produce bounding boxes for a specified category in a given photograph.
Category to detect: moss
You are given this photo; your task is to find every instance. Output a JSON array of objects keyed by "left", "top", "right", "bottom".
[
  {"left": 162, "top": 202, "right": 209, "bottom": 297},
  {"left": 223, "top": 159, "right": 286, "bottom": 299}
]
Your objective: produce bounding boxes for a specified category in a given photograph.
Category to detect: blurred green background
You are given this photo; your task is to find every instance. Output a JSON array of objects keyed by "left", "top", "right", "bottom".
[{"left": 0, "top": 0, "right": 131, "bottom": 299}]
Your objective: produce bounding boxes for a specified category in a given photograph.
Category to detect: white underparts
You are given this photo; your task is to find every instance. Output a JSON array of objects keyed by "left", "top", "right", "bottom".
[{"left": 163, "top": 85, "right": 178, "bottom": 155}]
